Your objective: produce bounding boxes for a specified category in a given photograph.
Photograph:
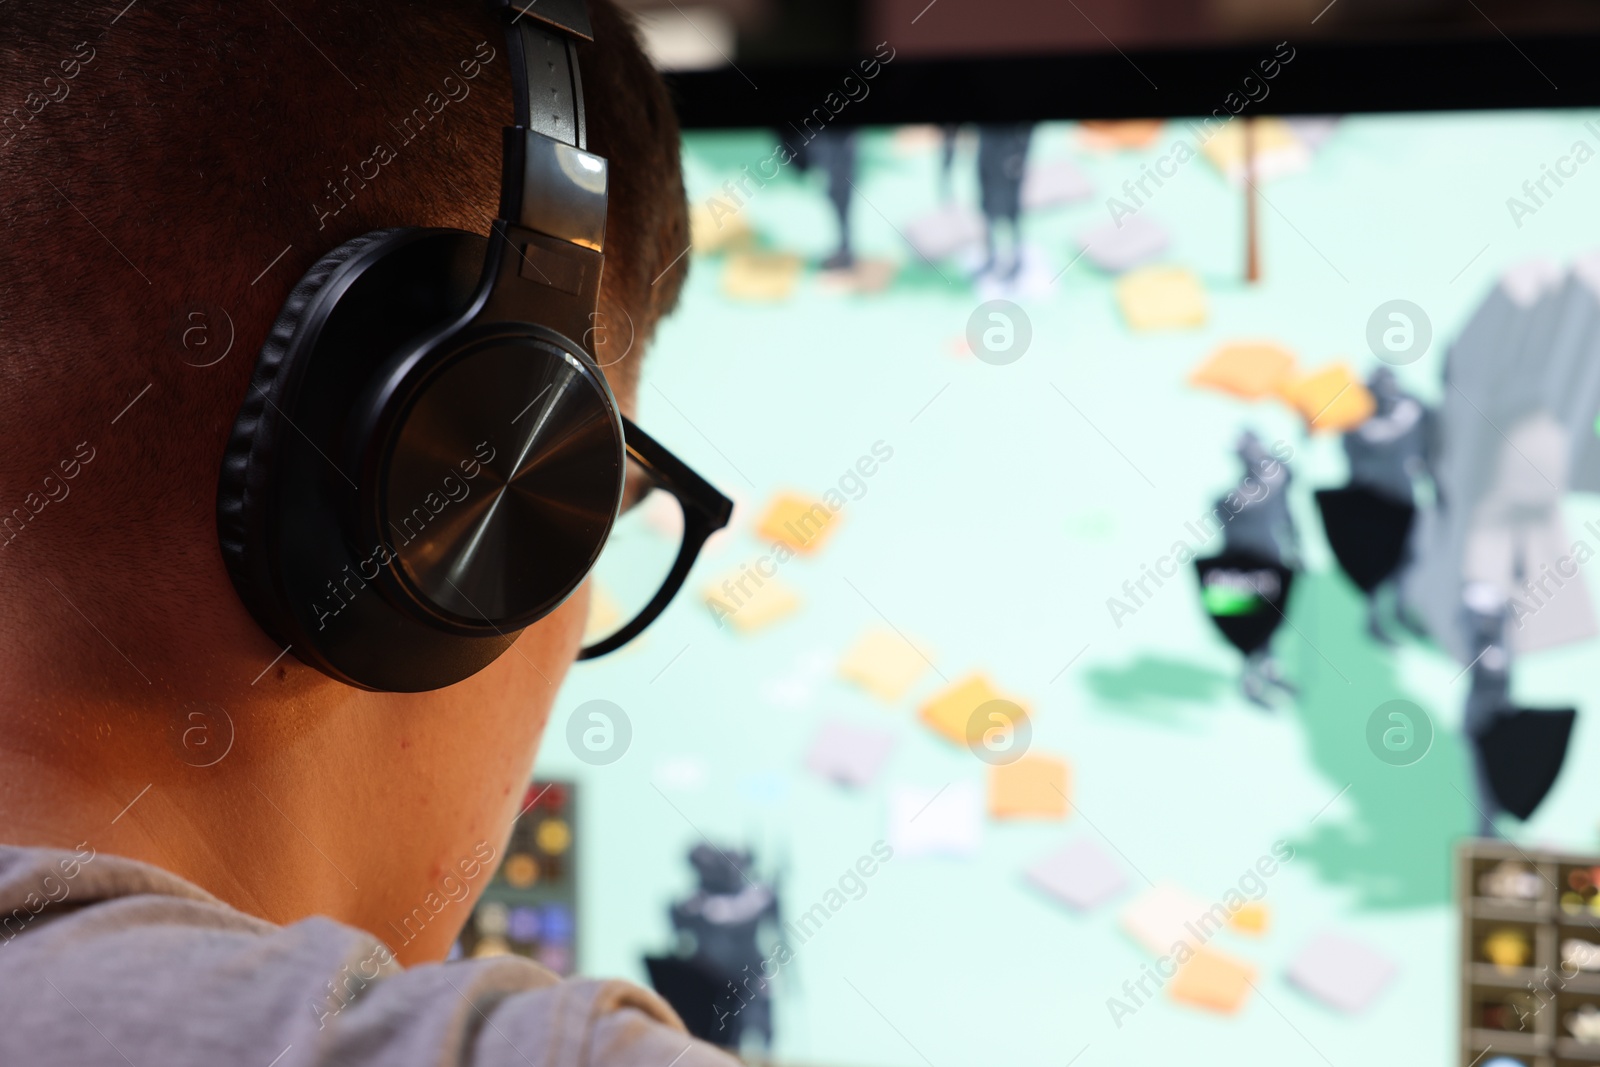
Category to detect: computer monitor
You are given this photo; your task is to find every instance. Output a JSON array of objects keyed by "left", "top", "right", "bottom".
[{"left": 483, "top": 61, "right": 1600, "bottom": 1067}]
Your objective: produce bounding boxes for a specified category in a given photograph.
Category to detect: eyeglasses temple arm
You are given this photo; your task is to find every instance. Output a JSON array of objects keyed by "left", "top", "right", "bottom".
[{"left": 619, "top": 413, "right": 733, "bottom": 530}]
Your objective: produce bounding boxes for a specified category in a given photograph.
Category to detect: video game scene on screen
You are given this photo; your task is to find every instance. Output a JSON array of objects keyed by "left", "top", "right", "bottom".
[{"left": 467, "top": 107, "right": 1600, "bottom": 1066}]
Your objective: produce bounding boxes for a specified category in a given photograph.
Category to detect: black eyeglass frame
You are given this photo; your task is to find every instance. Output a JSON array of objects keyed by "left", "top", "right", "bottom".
[{"left": 578, "top": 415, "right": 733, "bottom": 659}]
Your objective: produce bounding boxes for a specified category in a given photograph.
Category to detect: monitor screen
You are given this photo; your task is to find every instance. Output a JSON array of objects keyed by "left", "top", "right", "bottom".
[{"left": 494, "top": 110, "right": 1600, "bottom": 1066}]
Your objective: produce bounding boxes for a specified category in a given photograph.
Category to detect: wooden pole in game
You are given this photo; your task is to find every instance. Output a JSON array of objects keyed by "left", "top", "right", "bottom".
[{"left": 1244, "top": 116, "right": 1260, "bottom": 283}]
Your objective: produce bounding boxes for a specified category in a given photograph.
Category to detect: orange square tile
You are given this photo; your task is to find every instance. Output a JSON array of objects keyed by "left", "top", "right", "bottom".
[
  {"left": 1169, "top": 947, "right": 1256, "bottom": 1014},
  {"left": 1281, "top": 362, "right": 1375, "bottom": 433},
  {"left": 1190, "top": 341, "right": 1298, "bottom": 400},
  {"left": 918, "top": 673, "right": 1026, "bottom": 747},
  {"left": 989, "top": 754, "right": 1070, "bottom": 819},
  {"left": 1079, "top": 120, "right": 1165, "bottom": 150}
]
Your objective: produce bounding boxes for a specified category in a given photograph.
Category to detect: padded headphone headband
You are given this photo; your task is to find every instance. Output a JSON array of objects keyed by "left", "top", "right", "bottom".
[
  {"left": 490, "top": 9, "right": 609, "bottom": 313},
  {"left": 503, "top": 5, "right": 587, "bottom": 150}
]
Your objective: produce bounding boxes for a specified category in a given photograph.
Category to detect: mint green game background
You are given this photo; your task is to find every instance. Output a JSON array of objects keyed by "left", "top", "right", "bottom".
[{"left": 536, "top": 111, "right": 1600, "bottom": 1066}]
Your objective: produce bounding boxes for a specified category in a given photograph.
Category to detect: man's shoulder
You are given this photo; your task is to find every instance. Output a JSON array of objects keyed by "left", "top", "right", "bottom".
[{"left": 0, "top": 845, "right": 738, "bottom": 1067}]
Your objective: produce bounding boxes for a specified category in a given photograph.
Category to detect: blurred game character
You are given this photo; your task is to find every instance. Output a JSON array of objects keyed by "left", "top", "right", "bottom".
[
  {"left": 975, "top": 123, "right": 1034, "bottom": 281},
  {"left": 938, "top": 123, "right": 960, "bottom": 201},
  {"left": 1225, "top": 431, "right": 1300, "bottom": 569},
  {"left": 1347, "top": 368, "right": 1431, "bottom": 513},
  {"left": 1195, "top": 431, "right": 1301, "bottom": 709},
  {"left": 794, "top": 129, "right": 857, "bottom": 270},
  {"left": 1461, "top": 582, "right": 1577, "bottom": 836},
  {"left": 1317, "top": 367, "right": 1434, "bottom": 644},
  {"left": 1463, "top": 583, "right": 1513, "bottom": 837},
  {"left": 665, "top": 844, "right": 783, "bottom": 1053}
]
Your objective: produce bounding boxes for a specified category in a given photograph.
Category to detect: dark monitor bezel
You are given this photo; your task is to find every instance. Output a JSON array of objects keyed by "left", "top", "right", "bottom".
[{"left": 666, "top": 33, "right": 1598, "bottom": 128}]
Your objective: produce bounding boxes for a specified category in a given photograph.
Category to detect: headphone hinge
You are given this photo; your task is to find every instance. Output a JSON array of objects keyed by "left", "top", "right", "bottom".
[{"left": 482, "top": 221, "right": 603, "bottom": 356}]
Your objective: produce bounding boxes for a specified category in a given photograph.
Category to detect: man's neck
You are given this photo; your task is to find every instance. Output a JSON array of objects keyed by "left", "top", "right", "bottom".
[{"left": 0, "top": 672, "right": 479, "bottom": 966}]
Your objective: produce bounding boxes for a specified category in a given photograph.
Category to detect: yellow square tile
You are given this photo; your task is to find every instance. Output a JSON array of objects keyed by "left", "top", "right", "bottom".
[
  {"left": 1281, "top": 362, "right": 1374, "bottom": 433},
  {"left": 703, "top": 571, "right": 800, "bottom": 633},
  {"left": 1116, "top": 266, "right": 1207, "bottom": 332},
  {"left": 817, "top": 257, "right": 898, "bottom": 295},
  {"left": 1168, "top": 947, "right": 1256, "bottom": 1014},
  {"left": 1199, "top": 116, "right": 1305, "bottom": 182},
  {"left": 988, "top": 754, "right": 1070, "bottom": 819},
  {"left": 690, "top": 202, "right": 754, "bottom": 254},
  {"left": 756, "top": 492, "right": 840, "bottom": 555},
  {"left": 918, "top": 673, "right": 1027, "bottom": 747},
  {"left": 838, "top": 628, "right": 931, "bottom": 704},
  {"left": 723, "top": 252, "right": 801, "bottom": 301},
  {"left": 1229, "top": 901, "right": 1270, "bottom": 936}
]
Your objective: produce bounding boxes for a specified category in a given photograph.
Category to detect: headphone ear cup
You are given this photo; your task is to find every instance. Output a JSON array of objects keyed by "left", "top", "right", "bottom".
[
  {"left": 217, "top": 229, "right": 404, "bottom": 615},
  {"left": 218, "top": 225, "right": 581, "bottom": 692}
]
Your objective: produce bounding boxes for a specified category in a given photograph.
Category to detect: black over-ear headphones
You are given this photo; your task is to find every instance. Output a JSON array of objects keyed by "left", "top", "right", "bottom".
[{"left": 218, "top": 0, "right": 639, "bottom": 693}]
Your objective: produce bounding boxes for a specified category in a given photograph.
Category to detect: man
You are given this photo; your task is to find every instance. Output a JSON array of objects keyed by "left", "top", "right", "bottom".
[{"left": 0, "top": 1, "right": 736, "bottom": 1064}]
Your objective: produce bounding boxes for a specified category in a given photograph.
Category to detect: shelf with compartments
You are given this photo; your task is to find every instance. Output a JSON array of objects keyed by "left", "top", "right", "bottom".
[{"left": 1460, "top": 840, "right": 1600, "bottom": 1067}]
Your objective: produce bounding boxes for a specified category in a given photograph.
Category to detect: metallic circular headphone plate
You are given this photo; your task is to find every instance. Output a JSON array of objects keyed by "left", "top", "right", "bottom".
[{"left": 378, "top": 332, "right": 624, "bottom": 634}]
